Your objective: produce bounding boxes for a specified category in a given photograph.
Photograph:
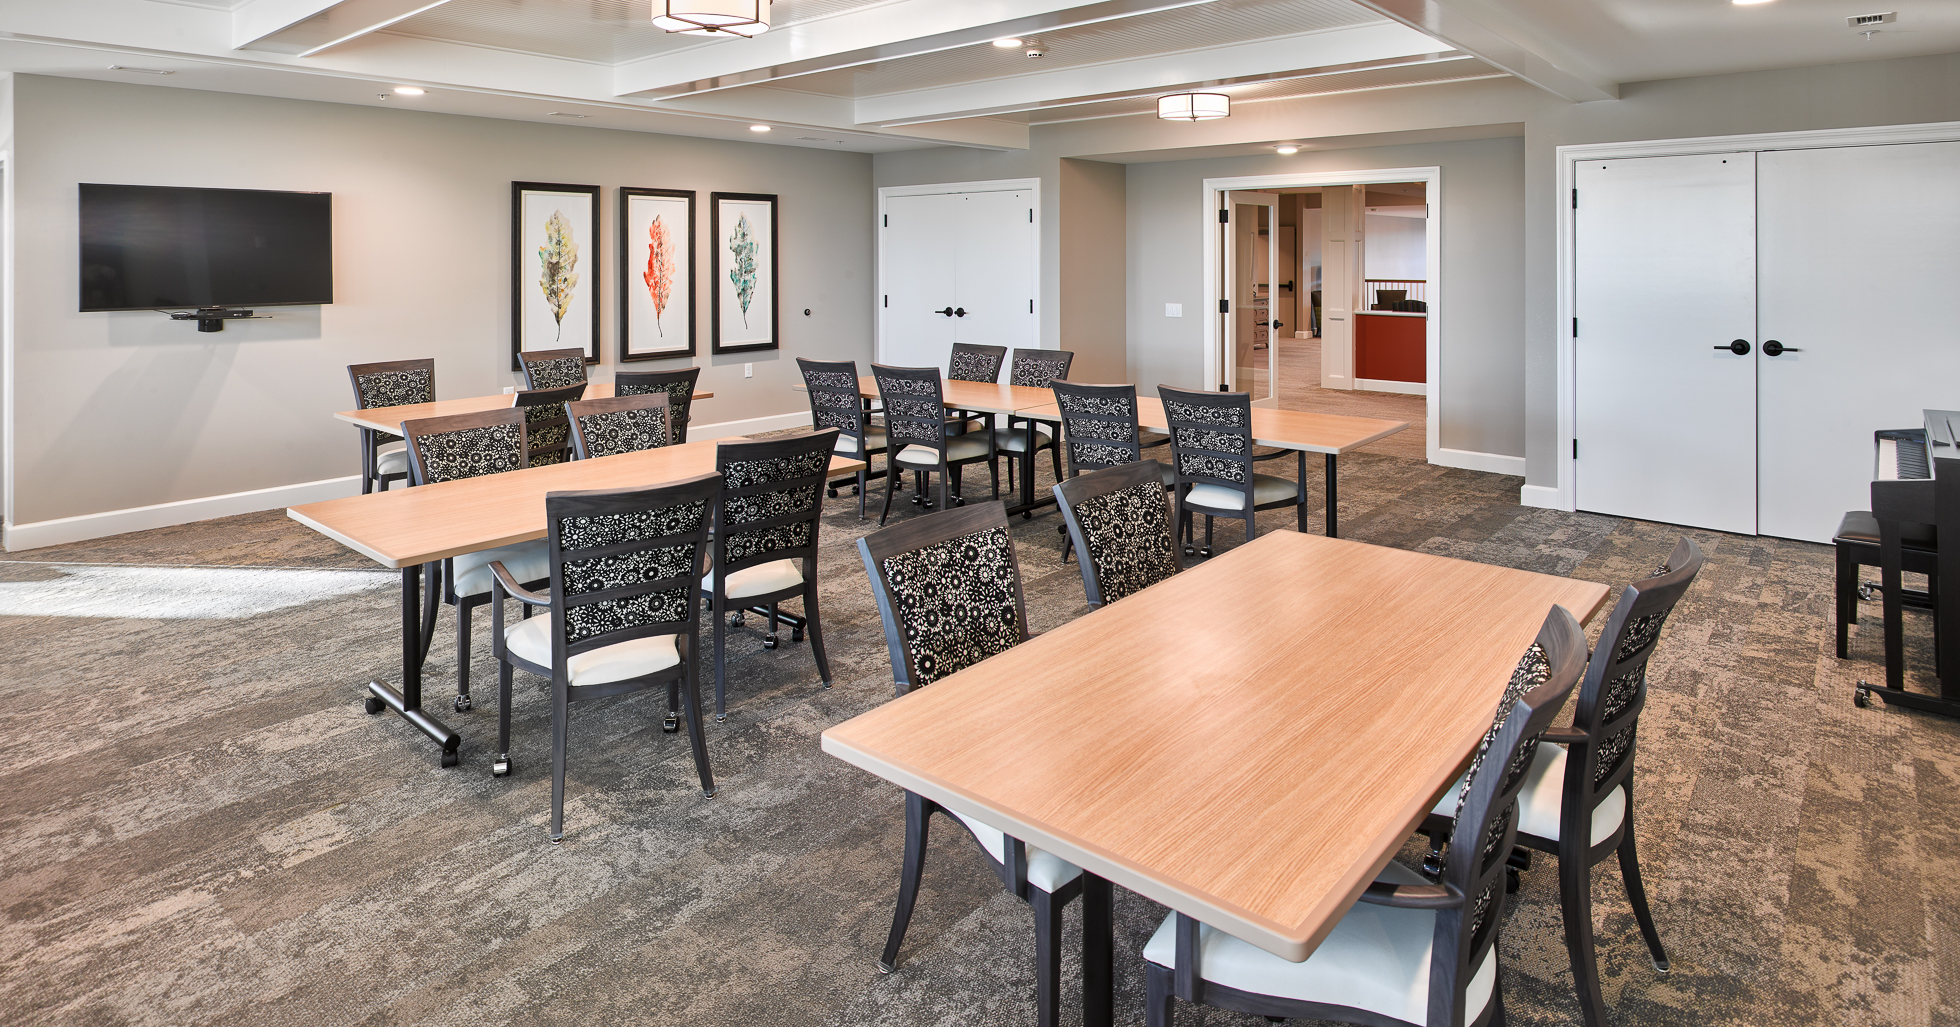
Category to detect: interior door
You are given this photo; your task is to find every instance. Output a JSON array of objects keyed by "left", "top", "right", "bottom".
[
  {"left": 953, "top": 189, "right": 1037, "bottom": 352},
  {"left": 879, "top": 192, "right": 959, "bottom": 369},
  {"left": 1757, "top": 141, "right": 1960, "bottom": 542},
  {"left": 1223, "top": 191, "right": 1278, "bottom": 405},
  {"left": 1573, "top": 153, "right": 1758, "bottom": 534}
]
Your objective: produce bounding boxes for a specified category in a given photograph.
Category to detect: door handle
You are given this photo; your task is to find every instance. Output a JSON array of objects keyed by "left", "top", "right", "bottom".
[
  {"left": 1715, "top": 340, "right": 1750, "bottom": 355},
  {"left": 934, "top": 308, "right": 955, "bottom": 317},
  {"left": 953, "top": 307, "right": 967, "bottom": 318},
  {"left": 1762, "top": 340, "right": 1800, "bottom": 356},
  {"left": 1272, "top": 321, "right": 1284, "bottom": 329}
]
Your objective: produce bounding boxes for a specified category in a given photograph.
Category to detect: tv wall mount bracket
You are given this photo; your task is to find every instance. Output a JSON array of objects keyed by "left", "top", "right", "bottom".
[{"left": 168, "top": 307, "right": 272, "bottom": 332}]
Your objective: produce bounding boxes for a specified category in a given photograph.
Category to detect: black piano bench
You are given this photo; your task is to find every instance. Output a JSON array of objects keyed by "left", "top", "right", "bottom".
[{"left": 1835, "top": 510, "right": 1936, "bottom": 659}]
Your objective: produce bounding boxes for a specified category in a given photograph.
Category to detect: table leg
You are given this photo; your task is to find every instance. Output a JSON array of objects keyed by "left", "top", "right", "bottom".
[
  {"left": 1324, "top": 453, "right": 1340, "bottom": 538},
  {"left": 365, "top": 563, "right": 462, "bottom": 767},
  {"left": 1082, "top": 873, "right": 1113, "bottom": 1027},
  {"left": 1004, "top": 417, "right": 1059, "bottom": 518}
]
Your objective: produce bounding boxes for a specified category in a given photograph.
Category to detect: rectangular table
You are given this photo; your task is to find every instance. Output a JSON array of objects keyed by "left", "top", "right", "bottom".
[
  {"left": 335, "top": 382, "right": 714, "bottom": 435},
  {"left": 290, "top": 437, "right": 864, "bottom": 766},
  {"left": 822, "top": 532, "right": 1607, "bottom": 1023},
  {"left": 1018, "top": 396, "right": 1408, "bottom": 538}
]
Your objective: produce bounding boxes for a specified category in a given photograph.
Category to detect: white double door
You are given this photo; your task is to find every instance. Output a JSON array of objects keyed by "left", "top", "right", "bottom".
[
  {"left": 1573, "top": 141, "right": 1960, "bottom": 542},
  {"left": 879, "top": 187, "right": 1036, "bottom": 371}
]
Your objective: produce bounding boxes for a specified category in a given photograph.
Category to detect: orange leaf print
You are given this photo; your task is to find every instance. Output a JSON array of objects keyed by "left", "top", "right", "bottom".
[{"left": 644, "top": 215, "right": 675, "bottom": 337}]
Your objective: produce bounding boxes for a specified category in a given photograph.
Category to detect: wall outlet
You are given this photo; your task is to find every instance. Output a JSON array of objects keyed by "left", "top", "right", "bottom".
[
  {"left": 744, "top": 363, "right": 754, "bottom": 378},
  {"left": 1165, "top": 303, "right": 1183, "bottom": 318}
]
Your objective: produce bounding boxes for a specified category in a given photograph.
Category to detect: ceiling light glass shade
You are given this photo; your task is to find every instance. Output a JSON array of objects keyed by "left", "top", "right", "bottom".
[
  {"left": 653, "top": 1, "right": 770, "bottom": 36},
  {"left": 1158, "top": 92, "right": 1230, "bottom": 121}
]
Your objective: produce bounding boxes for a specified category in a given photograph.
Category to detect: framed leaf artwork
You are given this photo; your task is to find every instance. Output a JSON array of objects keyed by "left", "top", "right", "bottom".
[
  {"left": 711, "top": 192, "right": 778, "bottom": 354},
  {"left": 511, "top": 182, "right": 600, "bottom": 370},
  {"left": 618, "top": 187, "right": 696, "bottom": 361}
]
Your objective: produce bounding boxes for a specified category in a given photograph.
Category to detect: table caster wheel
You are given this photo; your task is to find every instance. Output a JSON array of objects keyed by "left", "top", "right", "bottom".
[
  {"left": 440, "top": 747, "right": 460, "bottom": 769},
  {"left": 852, "top": 485, "right": 862, "bottom": 496},
  {"left": 827, "top": 487, "right": 840, "bottom": 498},
  {"left": 791, "top": 627, "right": 805, "bottom": 643},
  {"left": 729, "top": 610, "right": 746, "bottom": 626},
  {"left": 662, "top": 714, "right": 680, "bottom": 734},
  {"left": 492, "top": 754, "right": 512, "bottom": 777},
  {"left": 1505, "top": 866, "right": 1521, "bottom": 893},
  {"left": 1858, "top": 582, "right": 1880, "bottom": 602},
  {"left": 364, "top": 695, "right": 384, "bottom": 715},
  {"left": 453, "top": 694, "right": 473, "bottom": 713},
  {"left": 1854, "top": 684, "right": 1872, "bottom": 708},
  {"left": 1022, "top": 511, "right": 1033, "bottom": 520}
]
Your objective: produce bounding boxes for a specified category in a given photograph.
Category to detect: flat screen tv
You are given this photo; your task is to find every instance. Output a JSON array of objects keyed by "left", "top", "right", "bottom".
[{"left": 79, "top": 183, "right": 333, "bottom": 311}]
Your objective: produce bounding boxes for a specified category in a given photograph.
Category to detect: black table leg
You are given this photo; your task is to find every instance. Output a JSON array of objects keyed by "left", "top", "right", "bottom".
[
  {"left": 1082, "top": 873, "right": 1113, "bottom": 1027},
  {"left": 365, "top": 563, "right": 462, "bottom": 767},
  {"left": 1004, "top": 416, "right": 1058, "bottom": 518},
  {"left": 1324, "top": 453, "right": 1340, "bottom": 538}
]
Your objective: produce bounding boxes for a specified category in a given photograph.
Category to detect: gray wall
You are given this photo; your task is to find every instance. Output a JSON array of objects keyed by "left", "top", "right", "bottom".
[
  {"left": 7, "top": 74, "right": 873, "bottom": 527},
  {"left": 1057, "top": 158, "right": 1127, "bottom": 383}
]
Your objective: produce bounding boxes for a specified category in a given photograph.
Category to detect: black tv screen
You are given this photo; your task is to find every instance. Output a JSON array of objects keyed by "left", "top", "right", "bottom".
[{"left": 79, "top": 184, "right": 333, "bottom": 311}]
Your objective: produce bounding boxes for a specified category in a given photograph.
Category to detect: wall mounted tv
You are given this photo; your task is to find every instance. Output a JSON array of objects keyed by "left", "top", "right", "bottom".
[{"left": 79, "top": 183, "right": 333, "bottom": 312}]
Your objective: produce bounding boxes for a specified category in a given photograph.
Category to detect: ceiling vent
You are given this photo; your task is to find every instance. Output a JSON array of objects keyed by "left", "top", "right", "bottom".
[{"left": 1847, "top": 12, "right": 1896, "bottom": 28}]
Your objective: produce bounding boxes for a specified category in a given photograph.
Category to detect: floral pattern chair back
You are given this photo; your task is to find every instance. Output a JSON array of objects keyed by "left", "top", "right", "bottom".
[
  {"left": 1054, "top": 459, "right": 1181, "bottom": 608},
  {"left": 402, "top": 408, "right": 528, "bottom": 486},
  {"left": 870, "top": 364, "right": 952, "bottom": 459},
  {"left": 348, "top": 358, "right": 435, "bottom": 443},
  {"left": 1008, "top": 348, "right": 1073, "bottom": 389},
  {"left": 797, "top": 358, "right": 875, "bottom": 452},
  {"left": 1051, "top": 381, "right": 1146, "bottom": 477},
  {"left": 519, "top": 347, "right": 588, "bottom": 391},
  {"left": 711, "top": 431, "right": 837, "bottom": 587},
  {"left": 567, "top": 394, "right": 670, "bottom": 459},
  {"left": 947, "top": 344, "right": 1007, "bottom": 383},
  {"left": 1157, "top": 385, "right": 1256, "bottom": 504},
  {"left": 615, "top": 367, "right": 700, "bottom": 444},
  {"left": 542, "top": 473, "right": 717, "bottom": 669},
  {"left": 512, "top": 383, "right": 587, "bottom": 467},
  {"left": 856, "top": 502, "right": 1030, "bottom": 695}
]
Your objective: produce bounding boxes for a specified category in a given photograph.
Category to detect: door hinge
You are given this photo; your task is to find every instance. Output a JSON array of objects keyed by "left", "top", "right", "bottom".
[
  {"left": 1573, "top": 439, "right": 1579, "bottom": 459},
  {"left": 1572, "top": 317, "right": 1578, "bottom": 337},
  {"left": 1029, "top": 299, "right": 1034, "bottom": 313},
  {"left": 882, "top": 214, "right": 887, "bottom": 227},
  {"left": 1219, "top": 299, "right": 1230, "bottom": 313},
  {"left": 1219, "top": 209, "right": 1230, "bottom": 224},
  {"left": 1571, "top": 188, "right": 1577, "bottom": 209},
  {"left": 883, "top": 295, "right": 888, "bottom": 308},
  {"left": 1029, "top": 209, "right": 1034, "bottom": 223}
]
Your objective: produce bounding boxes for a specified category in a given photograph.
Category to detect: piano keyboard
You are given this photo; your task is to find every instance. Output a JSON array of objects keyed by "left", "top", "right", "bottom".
[{"left": 1877, "top": 428, "right": 1932, "bottom": 481}]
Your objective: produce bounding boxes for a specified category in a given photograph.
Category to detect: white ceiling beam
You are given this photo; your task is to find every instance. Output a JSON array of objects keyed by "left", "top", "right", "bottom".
[
  {"left": 653, "top": 87, "right": 1031, "bottom": 149},
  {"left": 853, "top": 21, "right": 1443, "bottom": 126},
  {"left": 615, "top": 0, "right": 1216, "bottom": 99},
  {"left": 1348, "top": 0, "right": 1616, "bottom": 102},
  {"left": 232, "top": 0, "right": 455, "bottom": 56}
]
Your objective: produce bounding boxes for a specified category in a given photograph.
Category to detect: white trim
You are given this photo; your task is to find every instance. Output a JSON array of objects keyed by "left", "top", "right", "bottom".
[
  {"left": 1, "top": 151, "right": 11, "bottom": 547},
  {"left": 1354, "top": 378, "right": 1426, "bottom": 396},
  {"left": 3, "top": 475, "right": 364, "bottom": 552},
  {"left": 1553, "top": 118, "right": 1960, "bottom": 513},
  {"left": 693, "top": 409, "right": 816, "bottom": 438},
  {"left": 875, "top": 178, "right": 1044, "bottom": 365},
  {"left": 1435, "top": 448, "right": 1525, "bottom": 477},
  {"left": 1200, "top": 166, "right": 1442, "bottom": 464}
]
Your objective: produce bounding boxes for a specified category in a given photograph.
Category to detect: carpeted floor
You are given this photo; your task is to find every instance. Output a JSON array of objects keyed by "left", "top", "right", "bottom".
[{"left": 2, "top": 444, "right": 1955, "bottom": 1027}]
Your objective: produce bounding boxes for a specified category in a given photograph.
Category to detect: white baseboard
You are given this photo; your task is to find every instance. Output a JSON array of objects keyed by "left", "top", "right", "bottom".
[
  {"left": 692, "top": 410, "right": 813, "bottom": 438},
  {"left": 1354, "top": 378, "right": 1427, "bottom": 396},
  {"left": 1519, "top": 484, "right": 1566, "bottom": 509},
  {"left": 4, "top": 475, "right": 364, "bottom": 552},
  {"left": 1433, "top": 448, "right": 1526, "bottom": 477}
]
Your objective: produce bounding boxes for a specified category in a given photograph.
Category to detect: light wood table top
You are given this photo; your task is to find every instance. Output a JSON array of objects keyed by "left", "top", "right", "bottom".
[
  {"left": 335, "top": 383, "right": 715, "bottom": 435},
  {"left": 822, "top": 531, "right": 1608, "bottom": 962},
  {"left": 290, "top": 437, "right": 864, "bottom": 568},
  {"left": 1017, "top": 396, "right": 1406, "bottom": 456},
  {"left": 795, "top": 376, "right": 1055, "bottom": 416}
]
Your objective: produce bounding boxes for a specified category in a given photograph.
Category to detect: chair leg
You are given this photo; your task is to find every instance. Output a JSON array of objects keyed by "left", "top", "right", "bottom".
[
  {"left": 548, "top": 679, "right": 571, "bottom": 842},
  {"left": 1031, "top": 886, "right": 1065, "bottom": 1027},
  {"left": 881, "top": 791, "right": 933, "bottom": 973},
  {"left": 494, "top": 659, "right": 514, "bottom": 777},
  {"left": 992, "top": 458, "right": 1002, "bottom": 501},
  {"left": 1144, "top": 962, "right": 1177, "bottom": 1027},
  {"left": 712, "top": 590, "right": 729, "bottom": 722},
  {"left": 881, "top": 462, "right": 898, "bottom": 525},
  {"left": 939, "top": 469, "right": 950, "bottom": 511},
  {"left": 1048, "top": 438, "right": 1063, "bottom": 486},
  {"left": 805, "top": 584, "right": 832, "bottom": 686},
  {"left": 1835, "top": 542, "right": 1855, "bottom": 658},
  {"left": 1083, "top": 874, "right": 1113, "bottom": 1027},
  {"left": 1558, "top": 854, "right": 1609, "bottom": 1027},
  {"left": 455, "top": 599, "right": 473, "bottom": 711},
  {"left": 681, "top": 650, "right": 717, "bottom": 798},
  {"left": 1617, "top": 816, "right": 1669, "bottom": 972}
]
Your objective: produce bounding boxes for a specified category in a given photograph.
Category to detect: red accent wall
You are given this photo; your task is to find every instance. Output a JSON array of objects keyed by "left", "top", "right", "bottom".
[{"left": 1354, "top": 314, "right": 1426, "bottom": 383}]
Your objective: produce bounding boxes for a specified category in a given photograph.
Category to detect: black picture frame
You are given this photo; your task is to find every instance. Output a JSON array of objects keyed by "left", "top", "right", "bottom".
[
  {"left": 511, "top": 181, "right": 601, "bottom": 371},
  {"left": 617, "top": 187, "right": 697, "bottom": 362},
  {"left": 710, "top": 191, "right": 778, "bottom": 354}
]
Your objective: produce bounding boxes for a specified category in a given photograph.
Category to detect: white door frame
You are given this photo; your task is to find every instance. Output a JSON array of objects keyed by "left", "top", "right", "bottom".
[
  {"left": 1542, "top": 119, "right": 1960, "bottom": 512},
  {"left": 875, "top": 178, "right": 1042, "bottom": 365},
  {"left": 1201, "top": 167, "right": 1442, "bottom": 464}
]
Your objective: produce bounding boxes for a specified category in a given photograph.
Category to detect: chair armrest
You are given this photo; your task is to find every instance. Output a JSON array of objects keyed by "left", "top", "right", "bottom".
[
  {"left": 1357, "top": 879, "right": 1464, "bottom": 909},
  {"left": 490, "top": 561, "right": 551, "bottom": 606},
  {"left": 1540, "top": 727, "right": 1586, "bottom": 746}
]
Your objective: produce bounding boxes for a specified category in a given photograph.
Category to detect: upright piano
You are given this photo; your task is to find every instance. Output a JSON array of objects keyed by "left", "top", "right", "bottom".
[{"left": 1864, "top": 409, "right": 1960, "bottom": 717}]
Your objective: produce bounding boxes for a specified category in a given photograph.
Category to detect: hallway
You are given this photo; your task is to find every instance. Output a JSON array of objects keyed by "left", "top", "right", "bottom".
[{"left": 1274, "top": 335, "right": 1428, "bottom": 461}]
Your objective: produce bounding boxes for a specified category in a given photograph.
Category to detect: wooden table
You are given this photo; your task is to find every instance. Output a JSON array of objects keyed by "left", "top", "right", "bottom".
[
  {"left": 289, "top": 437, "right": 864, "bottom": 766},
  {"left": 1018, "top": 397, "right": 1408, "bottom": 538},
  {"left": 335, "top": 382, "right": 714, "bottom": 435},
  {"left": 822, "top": 532, "right": 1607, "bottom": 1023}
]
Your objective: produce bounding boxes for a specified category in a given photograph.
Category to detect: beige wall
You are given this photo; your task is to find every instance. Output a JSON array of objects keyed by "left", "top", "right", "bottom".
[{"left": 1057, "top": 158, "right": 1127, "bottom": 383}]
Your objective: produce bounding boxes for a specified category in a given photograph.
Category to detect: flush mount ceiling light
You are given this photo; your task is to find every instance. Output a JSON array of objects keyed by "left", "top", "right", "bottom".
[
  {"left": 1731, "top": 0, "right": 1775, "bottom": 5},
  {"left": 653, "top": 1, "right": 770, "bottom": 36},
  {"left": 1274, "top": 144, "right": 1300, "bottom": 155},
  {"left": 1158, "top": 92, "right": 1229, "bottom": 121}
]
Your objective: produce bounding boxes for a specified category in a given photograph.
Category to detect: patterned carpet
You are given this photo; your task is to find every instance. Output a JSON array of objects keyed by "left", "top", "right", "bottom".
[{"left": 2, "top": 444, "right": 1954, "bottom": 1027}]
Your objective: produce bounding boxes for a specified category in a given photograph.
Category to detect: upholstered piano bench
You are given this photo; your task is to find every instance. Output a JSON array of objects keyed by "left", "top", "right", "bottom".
[{"left": 1835, "top": 510, "right": 1937, "bottom": 659}]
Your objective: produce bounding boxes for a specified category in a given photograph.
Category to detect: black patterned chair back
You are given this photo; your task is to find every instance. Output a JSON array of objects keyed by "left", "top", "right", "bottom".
[
  {"left": 948, "top": 343, "right": 1007, "bottom": 383},
  {"left": 1051, "top": 381, "right": 1146, "bottom": 477},
  {"left": 1054, "top": 459, "right": 1180, "bottom": 608},
  {"left": 519, "top": 347, "right": 588, "bottom": 391},
  {"left": 348, "top": 358, "right": 434, "bottom": 443},
  {"left": 797, "top": 358, "right": 873, "bottom": 450},
  {"left": 713, "top": 430, "right": 837, "bottom": 582},
  {"left": 857, "top": 502, "right": 1030, "bottom": 694},
  {"left": 567, "top": 394, "right": 671, "bottom": 460},
  {"left": 542, "top": 474, "right": 718, "bottom": 668},
  {"left": 871, "top": 364, "right": 950, "bottom": 461},
  {"left": 615, "top": 367, "right": 700, "bottom": 443},
  {"left": 402, "top": 408, "right": 527, "bottom": 486},
  {"left": 1432, "top": 606, "right": 1586, "bottom": 1026},
  {"left": 1158, "top": 385, "right": 1255, "bottom": 502},
  {"left": 1008, "top": 348, "right": 1073, "bottom": 389},
  {"left": 1566, "top": 536, "right": 1702, "bottom": 849},
  {"left": 512, "top": 383, "right": 587, "bottom": 467}
]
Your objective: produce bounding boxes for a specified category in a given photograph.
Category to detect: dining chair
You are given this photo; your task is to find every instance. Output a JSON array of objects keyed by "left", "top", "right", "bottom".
[
  {"left": 401, "top": 407, "right": 549, "bottom": 713},
  {"left": 871, "top": 364, "right": 999, "bottom": 525},
  {"left": 347, "top": 358, "right": 433, "bottom": 493},
  {"left": 512, "top": 382, "right": 587, "bottom": 467},
  {"left": 487, "top": 473, "right": 720, "bottom": 841},
  {"left": 1158, "top": 384, "right": 1307, "bottom": 557},
  {"left": 858, "top": 501, "right": 1104, "bottom": 1027},
  {"left": 1054, "top": 459, "right": 1182, "bottom": 609},
  {"left": 996, "top": 347, "right": 1073, "bottom": 498},
  {"left": 566, "top": 393, "right": 670, "bottom": 459},
  {"left": 1422, "top": 537, "right": 1704, "bottom": 1027},
  {"left": 1049, "top": 381, "right": 1174, "bottom": 563},
  {"left": 615, "top": 367, "right": 700, "bottom": 443},
  {"left": 947, "top": 342, "right": 1007, "bottom": 436},
  {"left": 1144, "top": 605, "right": 1589, "bottom": 1027},
  {"left": 798, "top": 357, "right": 889, "bottom": 519},
  {"left": 701, "top": 430, "right": 836, "bottom": 722},
  {"left": 518, "top": 347, "right": 588, "bottom": 390}
]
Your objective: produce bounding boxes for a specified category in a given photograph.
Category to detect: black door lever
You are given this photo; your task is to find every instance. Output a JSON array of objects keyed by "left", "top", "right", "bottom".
[
  {"left": 934, "top": 308, "right": 955, "bottom": 317},
  {"left": 953, "top": 307, "right": 967, "bottom": 318},
  {"left": 1715, "top": 340, "right": 1750, "bottom": 355},
  {"left": 1762, "top": 340, "right": 1800, "bottom": 356}
]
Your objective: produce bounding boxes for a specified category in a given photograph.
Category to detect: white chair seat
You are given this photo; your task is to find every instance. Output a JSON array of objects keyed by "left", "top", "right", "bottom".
[
  {"left": 896, "top": 435, "right": 990, "bottom": 466},
  {"left": 1184, "top": 473, "right": 1300, "bottom": 511},
  {"left": 452, "top": 540, "right": 550, "bottom": 598},
  {"left": 949, "top": 809, "right": 1084, "bottom": 894},
  {"left": 993, "top": 427, "right": 1052, "bottom": 453},
  {"left": 703, "top": 558, "right": 804, "bottom": 599},
  {"left": 1429, "top": 742, "right": 1627, "bottom": 847},
  {"left": 376, "top": 442, "right": 409, "bottom": 476},
  {"left": 504, "top": 616, "right": 681, "bottom": 686},
  {"left": 1142, "top": 859, "right": 1495, "bottom": 1023},
  {"left": 835, "top": 429, "right": 888, "bottom": 455}
]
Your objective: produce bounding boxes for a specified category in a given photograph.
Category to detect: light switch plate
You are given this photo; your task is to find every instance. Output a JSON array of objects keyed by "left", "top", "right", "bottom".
[
  {"left": 1165, "top": 303, "right": 1183, "bottom": 317},
  {"left": 744, "top": 363, "right": 754, "bottom": 378}
]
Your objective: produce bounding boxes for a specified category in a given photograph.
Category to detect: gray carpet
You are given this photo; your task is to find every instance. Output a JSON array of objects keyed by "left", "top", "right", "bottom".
[{"left": 3, "top": 448, "right": 1955, "bottom": 1027}]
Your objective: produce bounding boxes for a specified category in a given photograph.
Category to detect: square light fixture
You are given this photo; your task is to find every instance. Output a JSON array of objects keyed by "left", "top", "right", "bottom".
[
  {"left": 1158, "top": 92, "right": 1229, "bottom": 121},
  {"left": 654, "top": 1, "right": 770, "bottom": 36}
]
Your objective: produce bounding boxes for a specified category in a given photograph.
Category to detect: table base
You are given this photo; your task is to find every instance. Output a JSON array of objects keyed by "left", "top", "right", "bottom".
[{"left": 364, "top": 564, "right": 461, "bottom": 768}]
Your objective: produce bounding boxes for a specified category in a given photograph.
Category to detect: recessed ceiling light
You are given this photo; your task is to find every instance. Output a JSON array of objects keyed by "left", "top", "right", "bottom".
[
  {"left": 107, "top": 65, "right": 174, "bottom": 76},
  {"left": 992, "top": 38, "right": 1022, "bottom": 48},
  {"left": 393, "top": 86, "right": 425, "bottom": 95},
  {"left": 1274, "top": 144, "right": 1300, "bottom": 155},
  {"left": 1731, "top": 0, "right": 1775, "bottom": 5},
  {"left": 750, "top": 124, "right": 772, "bottom": 132},
  {"left": 547, "top": 112, "right": 589, "bottom": 118}
]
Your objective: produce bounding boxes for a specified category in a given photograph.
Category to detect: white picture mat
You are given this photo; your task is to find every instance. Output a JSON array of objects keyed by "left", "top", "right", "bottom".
[
  {"left": 717, "top": 197, "right": 774, "bottom": 348},
  {"left": 624, "top": 193, "right": 692, "bottom": 354},
  {"left": 520, "top": 189, "right": 594, "bottom": 351}
]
